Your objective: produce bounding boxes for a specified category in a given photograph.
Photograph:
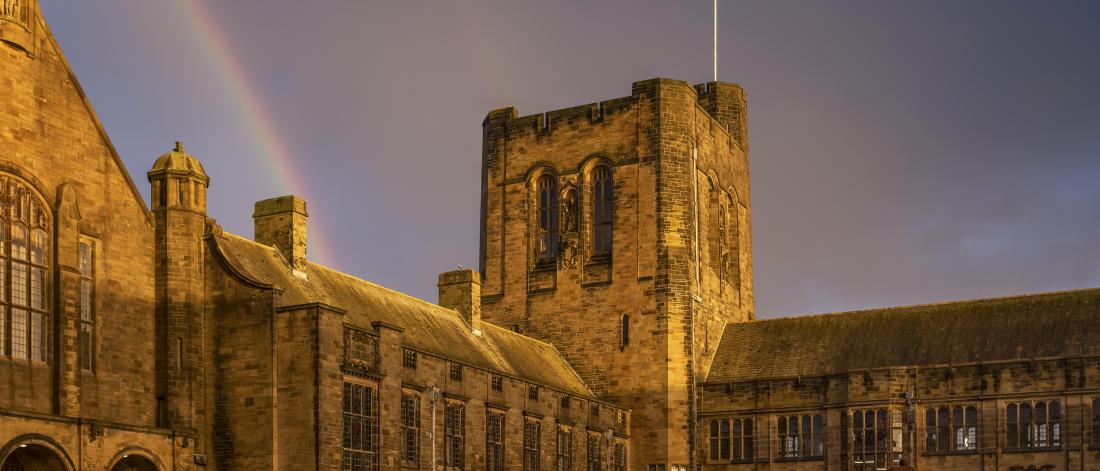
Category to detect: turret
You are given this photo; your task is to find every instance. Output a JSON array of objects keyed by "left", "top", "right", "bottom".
[{"left": 148, "top": 141, "right": 209, "bottom": 448}]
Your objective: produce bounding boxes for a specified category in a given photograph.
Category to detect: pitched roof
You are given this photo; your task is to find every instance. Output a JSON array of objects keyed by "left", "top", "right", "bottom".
[
  {"left": 209, "top": 231, "right": 594, "bottom": 398},
  {"left": 706, "top": 288, "right": 1100, "bottom": 383}
]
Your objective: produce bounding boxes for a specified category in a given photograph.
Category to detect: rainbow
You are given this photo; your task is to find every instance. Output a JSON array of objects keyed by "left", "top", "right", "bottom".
[{"left": 175, "top": 0, "right": 336, "bottom": 266}]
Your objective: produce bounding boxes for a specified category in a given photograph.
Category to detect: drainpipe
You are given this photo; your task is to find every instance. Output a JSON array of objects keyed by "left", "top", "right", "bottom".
[
  {"left": 689, "top": 146, "right": 700, "bottom": 470},
  {"left": 429, "top": 385, "right": 439, "bottom": 470}
]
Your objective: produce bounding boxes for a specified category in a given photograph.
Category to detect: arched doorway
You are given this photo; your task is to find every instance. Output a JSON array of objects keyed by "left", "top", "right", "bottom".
[
  {"left": 1, "top": 444, "right": 68, "bottom": 471},
  {"left": 109, "top": 455, "right": 158, "bottom": 471}
]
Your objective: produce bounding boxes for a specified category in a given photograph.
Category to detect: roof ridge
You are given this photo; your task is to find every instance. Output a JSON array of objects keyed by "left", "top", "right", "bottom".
[{"left": 753, "top": 285, "right": 1100, "bottom": 324}]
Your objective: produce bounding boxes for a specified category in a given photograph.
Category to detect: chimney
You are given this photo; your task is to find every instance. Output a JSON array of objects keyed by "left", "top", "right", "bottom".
[
  {"left": 438, "top": 269, "right": 481, "bottom": 332},
  {"left": 253, "top": 195, "right": 308, "bottom": 269}
]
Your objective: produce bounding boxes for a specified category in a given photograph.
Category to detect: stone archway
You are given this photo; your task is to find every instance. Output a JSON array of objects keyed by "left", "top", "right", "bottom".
[
  {"left": 1, "top": 443, "right": 68, "bottom": 471},
  {"left": 109, "top": 455, "right": 159, "bottom": 471}
]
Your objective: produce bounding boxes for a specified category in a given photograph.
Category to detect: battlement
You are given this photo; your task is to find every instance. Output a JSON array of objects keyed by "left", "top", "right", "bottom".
[{"left": 483, "top": 78, "right": 748, "bottom": 151}]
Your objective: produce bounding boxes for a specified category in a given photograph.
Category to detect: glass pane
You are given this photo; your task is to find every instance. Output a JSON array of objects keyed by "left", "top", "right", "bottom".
[
  {"left": 12, "top": 262, "right": 26, "bottom": 306},
  {"left": 30, "top": 267, "right": 43, "bottom": 310},
  {"left": 12, "top": 308, "right": 27, "bottom": 359},
  {"left": 30, "top": 229, "right": 46, "bottom": 264},
  {"left": 11, "top": 224, "right": 26, "bottom": 260},
  {"left": 30, "top": 312, "right": 43, "bottom": 361}
]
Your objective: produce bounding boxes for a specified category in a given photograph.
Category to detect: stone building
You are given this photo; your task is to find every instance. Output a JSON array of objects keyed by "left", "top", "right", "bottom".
[{"left": 2, "top": 3, "right": 1099, "bottom": 471}]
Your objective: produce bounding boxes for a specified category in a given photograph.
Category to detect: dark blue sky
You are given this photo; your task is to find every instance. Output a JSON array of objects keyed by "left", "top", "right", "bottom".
[{"left": 43, "top": 1, "right": 1100, "bottom": 318}]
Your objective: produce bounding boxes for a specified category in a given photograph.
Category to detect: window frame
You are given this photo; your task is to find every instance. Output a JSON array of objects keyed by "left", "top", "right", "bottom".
[
  {"left": 342, "top": 381, "right": 379, "bottom": 471},
  {"left": 923, "top": 404, "right": 978, "bottom": 455},
  {"left": 707, "top": 416, "right": 754, "bottom": 463},
  {"left": 776, "top": 414, "right": 823, "bottom": 461},
  {"left": 444, "top": 402, "right": 466, "bottom": 470},
  {"left": 556, "top": 426, "right": 572, "bottom": 471},
  {"left": 591, "top": 165, "right": 613, "bottom": 256},
  {"left": 1, "top": 176, "right": 51, "bottom": 364},
  {"left": 78, "top": 239, "right": 96, "bottom": 371},
  {"left": 1005, "top": 399, "right": 1062, "bottom": 451},
  {"left": 844, "top": 408, "right": 895, "bottom": 470},
  {"left": 536, "top": 173, "right": 559, "bottom": 263},
  {"left": 486, "top": 411, "right": 505, "bottom": 471},
  {"left": 400, "top": 392, "right": 420, "bottom": 464},
  {"left": 586, "top": 433, "right": 601, "bottom": 471},
  {"left": 524, "top": 420, "right": 541, "bottom": 471}
]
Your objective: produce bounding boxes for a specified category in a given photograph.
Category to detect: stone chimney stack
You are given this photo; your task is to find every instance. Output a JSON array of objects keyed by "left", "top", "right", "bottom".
[
  {"left": 438, "top": 269, "right": 481, "bottom": 331},
  {"left": 253, "top": 195, "right": 308, "bottom": 269}
]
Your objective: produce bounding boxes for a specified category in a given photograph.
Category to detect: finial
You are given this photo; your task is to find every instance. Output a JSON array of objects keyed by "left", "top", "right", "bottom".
[{"left": 174, "top": 141, "right": 185, "bottom": 153}]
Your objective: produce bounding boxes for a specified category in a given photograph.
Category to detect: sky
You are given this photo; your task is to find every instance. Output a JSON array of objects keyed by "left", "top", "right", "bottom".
[{"left": 41, "top": 0, "right": 1100, "bottom": 319}]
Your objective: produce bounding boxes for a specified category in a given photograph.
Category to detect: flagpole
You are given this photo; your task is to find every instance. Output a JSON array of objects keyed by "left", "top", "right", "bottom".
[{"left": 713, "top": 0, "right": 718, "bottom": 82}]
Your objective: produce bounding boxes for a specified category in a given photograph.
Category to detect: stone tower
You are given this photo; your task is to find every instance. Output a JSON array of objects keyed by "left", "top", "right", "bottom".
[
  {"left": 149, "top": 142, "right": 210, "bottom": 448},
  {"left": 479, "top": 78, "right": 755, "bottom": 469}
]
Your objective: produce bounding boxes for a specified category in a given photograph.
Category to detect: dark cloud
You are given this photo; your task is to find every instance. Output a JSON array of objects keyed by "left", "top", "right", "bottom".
[{"left": 43, "top": 0, "right": 1100, "bottom": 317}]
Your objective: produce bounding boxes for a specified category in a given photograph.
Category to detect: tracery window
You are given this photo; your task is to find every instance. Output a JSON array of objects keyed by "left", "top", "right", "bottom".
[
  {"left": 524, "top": 421, "right": 541, "bottom": 471},
  {"left": 848, "top": 408, "right": 891, "bottom": 470},
  {"left": 486, "top": 412, "right": 505, "bottom": 471},
  {"left": 445, "top": 403, "right": 465, "bottom": 469},
  {"left": 777, "top": 414, "right": 823, "bottom": 459},
  {"left": 1, "top": 176, "right": 50, "bottom": 363},
  {"left": 400, "top": 393, "right": 420, "bottom": 464},
  {"left": 708, "top": 417, "right": 753, "bottom": 462},
  {"left": 1006, "top": 400, "right": 1061, "bottom": 449},
  {"left": 924, "top": 405, "right": 977, "bottom": 453},
  {"left": 591, "top": 166, "right": 613, "bottom": 255},
  {"left": 556, "top": 426, "right": 572, "bottom": 471},
  {"left": 536, "top": 174, "right": 558, "bottom": 262},
  {"left": 78, "top": 241, "right": 95, "bottom": 370},
  {"left": 342, "top": 382, "right": 378, "bottom": 471}
]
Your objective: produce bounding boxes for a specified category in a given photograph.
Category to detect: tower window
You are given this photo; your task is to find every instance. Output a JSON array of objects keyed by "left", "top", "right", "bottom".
[
  {"left": 592, "top": 166, "right": 613, "bottom": 255},
  {"left": 537, "top": 174, "right": 558, "bottom": 261},
  {"left": 1, "top": 176, "right": 51, "bottom": 363}
]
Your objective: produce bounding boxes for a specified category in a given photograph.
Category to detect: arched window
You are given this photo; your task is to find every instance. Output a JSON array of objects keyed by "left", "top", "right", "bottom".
[
  {"left": 592, "top": 166, "right": 613, "bottom": 255},
  {"left": 79, "top": 240, "right": 95, "bottom": 371},
  {"left": 846, "top": 408, "right": 890, "bottom": 470},
  {"left": 1, "top": 175, "right": 51, "bottom": 362},
  {"left": 536, "top": 174, "right": 558, "bottom": 261},
  {"left": 1006, "top": 400, "right": 1061, "bottom": 450}
]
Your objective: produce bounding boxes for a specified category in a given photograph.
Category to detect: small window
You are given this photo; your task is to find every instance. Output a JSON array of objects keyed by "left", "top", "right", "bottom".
[
  {"left": 450, "top": 363, "right": 463, "bottom": 382},
  {"left": 561, "top": 395, "right": 571, "bottom": 409},
  {"left": 402, "top": 349, "right": 417, "bottom": 370},
  {"left": 529, "top": 385, "right": 540, "bottom": 401},
  {"left": 491, "top": 374, "right": 504, "bottom": 392},
  {"left": 620, "top": 314, "right": 630, "bottom": 350},
  {"left": 590, "top": 403, "right": 600, "bottom": 418}
]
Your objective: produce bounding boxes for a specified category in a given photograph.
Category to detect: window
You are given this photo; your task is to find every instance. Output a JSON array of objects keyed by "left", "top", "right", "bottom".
[
  {"left": 1092, "top": 399, "right": 1100, "bottom": 449},
  {"left": 708, "top": 417, "right": 753, "bottom": 462},
  {"left": 612, "top": 442, "right": 626, "bottom": 471},
  {"left": 78, "top": 241, "right": 95, "bottom": 371},
  {"left": 556, "top": 427, "right": 572, "bottom": 471},
  {"left": 342, "top": 382, "right": 377, "bottom": 471},
  {"left": 537, "top": 174, "right": 558, "bottom": 261},
  {"left": 524, "top": 421, "right": 541, "bottom": 471},
  {"left": 848, "top": 408, "right": 891, "bottom": 471},
  {"left": 2, "top": 177, "right": 50, "bottom": 363},
  {"left": 592, "top": 166, "right": 613, "bottom": 255},
  {"left": 586, "top": 434, "right": 601, "bottom": 471},
  {"left": 450, "top": 363, "right": 463, "bottom": 382},
  {"left": 777, "top": 414, "right": 823, "bottom": 459},
  {"left": 924, "top": 405, "right": 977, "bottom": 453},
  {"left": 529, "top": 385, "right": 540, "bottom": 401},
  {"left": 620, "top": 314, "right": 630, "bottom": 350},
  {"left": 445, "top": 403, "right": 465, "bottom": 469},
  {"left": 402, "top": 349, "right": 417, "bottom": 370},
  {"left": 491, "top": 374, "right": 504, "bottom": 392},
  {"left": 1006, "top": 400, "right": 1061, "bottom": 449},
  {"left": 401, "top": 393, "right": 420, "bottom": 463},
  {"left": 561, "top": 395, "right": 571, "bottom": 409},
  {"left": 487, "top": 412, "right": 505, "bottom": 471}
]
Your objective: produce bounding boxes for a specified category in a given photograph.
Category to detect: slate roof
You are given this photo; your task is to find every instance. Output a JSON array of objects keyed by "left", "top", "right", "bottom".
[
  {"left": 209, "top": 231, "right": 594, "bottom": 398},
  {"left": 707, "top": 287, "right": 1100, "bottom": 383}
]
